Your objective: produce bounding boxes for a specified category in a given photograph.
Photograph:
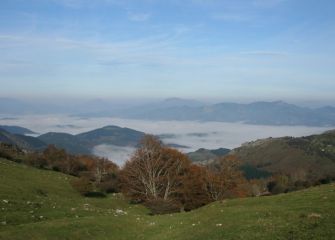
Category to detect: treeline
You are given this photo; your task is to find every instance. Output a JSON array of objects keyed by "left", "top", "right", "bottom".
[{"left": 0, "top": 142, "right": 119, "bottom": 196}]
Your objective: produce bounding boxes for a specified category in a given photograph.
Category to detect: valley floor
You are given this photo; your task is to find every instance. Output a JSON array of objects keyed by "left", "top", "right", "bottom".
[{"left": 0, "top": 158, "right": 334, "bottom": 240}]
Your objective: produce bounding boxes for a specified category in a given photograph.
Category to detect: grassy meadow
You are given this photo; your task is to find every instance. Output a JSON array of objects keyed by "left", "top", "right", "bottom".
[{"left": 0, "top": 158, "right": 334, "bottom": 240}]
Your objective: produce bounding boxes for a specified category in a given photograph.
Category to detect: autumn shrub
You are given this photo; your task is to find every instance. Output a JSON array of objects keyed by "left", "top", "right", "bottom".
[
  {"left": 97, "top": 173, "right": 120, "bottom": 193},
  {"left": 70, "top": 177, "right": 94, "bottom": 196},
  {"left": 144, "top": 199, "right": 181, "bottom": 215},
  {"left": 176, "top": 165, "right": 211, "bottom": 211}
]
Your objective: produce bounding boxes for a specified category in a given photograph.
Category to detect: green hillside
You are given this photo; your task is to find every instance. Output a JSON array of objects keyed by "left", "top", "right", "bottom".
[
  {"left": 1, "top": 158, "right": 334, "bottom": 240},
  {"left": 231, "top": 131, "right": 335, "bottom": 181}
]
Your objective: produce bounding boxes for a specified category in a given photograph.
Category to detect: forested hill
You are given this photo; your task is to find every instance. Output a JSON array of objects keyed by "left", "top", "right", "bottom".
[
  {"left": 38, "top": 125, "right": 145, "bottom": 154},
  {"left": 0, "top": 125, "right": 145, "bottom": 155},
  {"left": 230, "top": 130, "right": 335, "bottom": 181},
  {"left": 187, "top": 130, "right": 335, "bottom": 182}
]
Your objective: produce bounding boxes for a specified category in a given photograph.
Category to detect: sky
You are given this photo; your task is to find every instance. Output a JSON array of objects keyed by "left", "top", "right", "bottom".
[{"left": 0, "top": 0, "right": 335, "bottom": 103}]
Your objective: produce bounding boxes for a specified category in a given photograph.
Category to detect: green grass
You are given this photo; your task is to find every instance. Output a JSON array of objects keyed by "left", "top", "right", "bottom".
[{"left": 0, "top": 158, "right": 334, "bottom": 240}]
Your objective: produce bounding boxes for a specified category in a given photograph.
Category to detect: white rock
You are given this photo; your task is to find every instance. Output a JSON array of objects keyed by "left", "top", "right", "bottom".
[
  {"left": 116, "top": 209, "right": 123, "bottom": 214},
  {"left": 115, "top": 209, "right": 127, "bottom": 215}
]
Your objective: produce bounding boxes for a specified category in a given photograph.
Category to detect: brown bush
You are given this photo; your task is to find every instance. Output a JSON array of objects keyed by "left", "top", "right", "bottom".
[
  {"left": 144, "top": 199, "right": 181, "bottom": 215},
  {"left": 70, "top": 177, "right": 94, "bottom": 196}
]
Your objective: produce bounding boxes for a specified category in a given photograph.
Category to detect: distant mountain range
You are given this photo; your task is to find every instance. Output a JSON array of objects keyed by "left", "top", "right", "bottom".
[
  {"left": 1, "top": 98, "right": 335, "bottom": 127},
  {"left": 115, "top": 100, "right": 335, "bottom": 127}
]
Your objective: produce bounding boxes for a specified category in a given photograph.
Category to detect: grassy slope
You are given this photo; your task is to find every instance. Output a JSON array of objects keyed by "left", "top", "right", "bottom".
[{"left": 0, "top": 158, "right": 334, "bottom": 240}]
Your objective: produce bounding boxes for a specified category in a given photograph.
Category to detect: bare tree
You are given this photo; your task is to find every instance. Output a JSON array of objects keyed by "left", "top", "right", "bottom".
[{"left": 120, "top": 135, "right": 189, "bottom": 202}]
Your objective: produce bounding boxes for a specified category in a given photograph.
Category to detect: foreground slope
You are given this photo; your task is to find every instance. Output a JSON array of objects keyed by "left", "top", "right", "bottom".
[{"left": 0, "top": 158, "right": 334, "bottom": 240}]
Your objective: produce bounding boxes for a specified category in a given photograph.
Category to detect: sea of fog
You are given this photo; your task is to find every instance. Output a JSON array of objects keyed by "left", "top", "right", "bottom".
[{"left": 0, "top": 114, "right": 333, "bottom": 165}]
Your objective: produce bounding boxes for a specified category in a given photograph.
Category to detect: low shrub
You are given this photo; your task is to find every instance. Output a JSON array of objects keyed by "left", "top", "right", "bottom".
[
  {"left": 70, "top": 177, "right": 94, "bottom": 196},
  {"left": 144, "top": 199, "right": 181, "bottom": 215}
]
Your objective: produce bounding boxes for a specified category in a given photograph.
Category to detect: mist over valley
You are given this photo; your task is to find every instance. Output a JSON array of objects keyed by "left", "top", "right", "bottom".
[{"left": 0, "top": 113, "right": 333, "bottom": 165}]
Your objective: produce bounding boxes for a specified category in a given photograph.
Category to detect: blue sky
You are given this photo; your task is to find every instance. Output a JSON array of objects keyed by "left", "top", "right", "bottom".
[{"left": 0, "top": 0, "right": 335, "bottom": 102}]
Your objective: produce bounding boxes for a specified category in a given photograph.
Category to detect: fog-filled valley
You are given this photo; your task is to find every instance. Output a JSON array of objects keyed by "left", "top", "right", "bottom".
[{"left": 0, "top": 114, "right": 333, "bottom": 165}]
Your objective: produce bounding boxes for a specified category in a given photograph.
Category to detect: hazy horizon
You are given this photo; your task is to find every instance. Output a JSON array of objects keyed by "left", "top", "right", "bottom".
[{"left": 1, "top": 96, "right": 335, "bottom": 109}]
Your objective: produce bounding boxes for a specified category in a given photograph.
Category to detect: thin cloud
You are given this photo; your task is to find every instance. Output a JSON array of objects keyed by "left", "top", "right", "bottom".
[
  {"left": 252, "top": 0, "right": 286, "bottom": 8},
  {"left": 240, "top": 51, "right": 288, "bottom": 57},
  {"left": 50, "top": 0, "right": 120, "bottom": 8},
  {"left": 212, "top": 14, "right": 252, "bottom": 22},
  {"left": 0, "top": 33, "right": 186, "bottom": 69},
  {"left": 128, "top": 12, "right": 151, "bottom": 22}
]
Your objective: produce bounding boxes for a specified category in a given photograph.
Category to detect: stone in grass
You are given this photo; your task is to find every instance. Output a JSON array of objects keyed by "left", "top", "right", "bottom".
[
  {"left": 115, "top": 209, "right": 127, "bottom": 215},
  {"left": 308, "top": 213, "right": 322, "bottom": 219}
]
